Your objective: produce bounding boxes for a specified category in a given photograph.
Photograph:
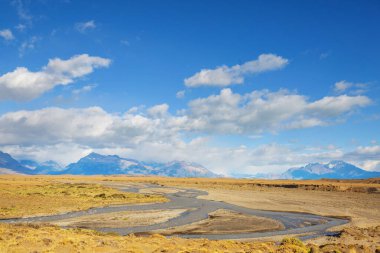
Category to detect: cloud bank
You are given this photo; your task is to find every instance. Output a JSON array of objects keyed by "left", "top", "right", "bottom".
[
  {"left": 184, "top": 89, "right": 371, "bottom": 134},
  {"left": 0, "top": 87, "right": 374, "bottom": 173},
  {"left": 0, "top": 89, "right": 369, "bottom": 146}
]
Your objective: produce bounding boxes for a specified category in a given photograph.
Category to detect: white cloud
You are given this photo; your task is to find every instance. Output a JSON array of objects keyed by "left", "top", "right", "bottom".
[
  {"left": 334, "top": 80, "right": 368, "bottom": 94},
  {"left": 176, "top": 90, "right": 185, "bottom": 98},
  {"left": 0, "top": 29, "right": 15, "bottom": 41},
  {"left": 75, "top": 20, "right": 96, "bottom": 33},
  {"left": 334, "top": 80, "right": 352, "bottom": 92},
  {"left": 0, "top": 89, "right": 370, "bottom": 143},
  {"left": 0, "top": 106, "right": 181, "bottom": 148},
  {"left": 2, "top": 143, "right": 89, "bottom": 166},
  {"left": 147, "top": 104, "right": 169, "bottom": 117},
  {"left": 184, "top": 88, "right": 371, "bottom": 134},
  {"left": 0, "top": 87, "right": 374, "bottom": 173},
  {"left": 184, "top": 54, "right": 288, "bottom": 87},
  {"left": 72, "top": 84, "right": 96, "bottom": 95},
  {"left": 0, "top": 54, "right": 111, "bottom": 101}
]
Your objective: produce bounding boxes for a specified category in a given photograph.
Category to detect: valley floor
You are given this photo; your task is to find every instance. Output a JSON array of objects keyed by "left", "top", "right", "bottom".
[{"left": 0, "top": 175, "right": 379, "bottom": 253}]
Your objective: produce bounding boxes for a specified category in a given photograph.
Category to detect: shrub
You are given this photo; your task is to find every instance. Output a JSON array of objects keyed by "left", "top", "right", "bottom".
[{"left": 281, "top": 237, "right": 305, "bottom": 248}]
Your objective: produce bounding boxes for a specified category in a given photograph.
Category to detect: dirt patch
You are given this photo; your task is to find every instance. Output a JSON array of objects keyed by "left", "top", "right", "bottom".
[
  {"left": 50, "top": 209, "right": 188, "bottom": 229},
  {"left": 153, "top": 209, "right": 284, "bottom": 235},
  {"left": 198, "top": 188, "right": 380, "bottom": 228}
]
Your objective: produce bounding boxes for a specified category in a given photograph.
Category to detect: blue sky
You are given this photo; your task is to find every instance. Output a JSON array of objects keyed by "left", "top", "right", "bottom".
[{"left": 0, "top": 0, "right": 379, "bottom": 174}]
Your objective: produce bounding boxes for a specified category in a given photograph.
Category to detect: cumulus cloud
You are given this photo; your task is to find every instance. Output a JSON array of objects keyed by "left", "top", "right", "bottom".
[
  {"left": 0, "top": 29, "right": 15, "bottom": 41},
  {"left": 0, "top": 106, "right": 182, "bottom": 148},
  {"left": 147, "top": 104, "right": 169, "bottom": 117},
  {"left": 0, "top": 89, "right": 370, "bottom": 145},
  {"left": 75, "top": 20, "right": 96, "bottom": 33},
  {"left": 184, "top": 89, "right": 371, "bottom": 134},
  {"left": 0, "top": 88, "right": 374, "bottom": 173},
  {"left": 0, "top": 54, "right": 111, "bottom": 101},
  {"left": 184, "top": 54, "right": 288, "bottom": 87}
]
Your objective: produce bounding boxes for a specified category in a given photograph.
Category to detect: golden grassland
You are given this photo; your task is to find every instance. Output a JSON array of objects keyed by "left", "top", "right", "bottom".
[
  {"left": 4, "top": 175, "right": 376, "bottom": 192},
  {"left": 0, "top": 223, "right": 377, "bottom": 253},
  {"left": 131, "top": 176, "right": 380, "bottom": 193},
  {"left": 0, "top": 175, "right": 166, "bottom": 219},
  {"left": 0, "top": 175, "right": 379, "bottom": 252},
  {"left": 30, "top": 174, "right": 379, "bottom": 192}
]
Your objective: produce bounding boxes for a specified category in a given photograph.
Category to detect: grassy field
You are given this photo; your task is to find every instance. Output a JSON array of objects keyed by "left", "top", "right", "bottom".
[
  {"left": 0, "top": 175, "right": 379, "bottom": 252},
  {"left": 0, "top": 175, "right": 166, "bottom": 219},
  {"left": 7, "top": 175, "right": 376, "bottom": 193},
  {"left": 1, "top": 223, "right": 376, "bottom": 253},
  {"left": 136, "top": 177, "right": 380, "bottom": 193}
]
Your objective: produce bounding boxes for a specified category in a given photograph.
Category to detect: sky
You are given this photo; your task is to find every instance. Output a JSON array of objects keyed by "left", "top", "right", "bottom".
[{"left": 0, "top": 0, "right": 379, "bottom": 175}]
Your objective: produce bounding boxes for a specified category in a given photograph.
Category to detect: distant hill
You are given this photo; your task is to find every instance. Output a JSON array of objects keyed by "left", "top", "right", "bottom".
[
  {"left": 250, "top": 161, "right": 380, "bottom": 180},
  {"left": 0, "top": 151, "right": 218, "bottom": 178}
]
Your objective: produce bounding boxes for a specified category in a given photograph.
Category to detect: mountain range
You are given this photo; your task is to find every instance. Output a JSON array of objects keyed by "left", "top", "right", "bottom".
[
  {"left": 240, "top": 160, "right": 380, "bottom": 180},
  {"left": 0, "top": 151, "right": 218, "bottom": 178},
  {"left": 1, "top": 151, "right": 379, "bottom": 179}
]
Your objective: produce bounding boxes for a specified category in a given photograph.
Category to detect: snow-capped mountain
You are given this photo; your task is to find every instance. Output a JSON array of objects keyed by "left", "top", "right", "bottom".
[
  {"left": 0, "top": 151, "right": 219, "bottom": 177},
  {"left": 3, "top": 150, "right": 377, "bottom": 179},
  {"left": 59, "top": 152, "right": 219, "bottom": 177},
  {"left": 234, "top": 161, "right": 380, "bottom": 180},
  {"left": 149, "top": 160, "right": 218, "bottom": 177},
  {"left": 281, "top": 160, "right": 380, "bottom": 179},
  {"left": 0, "top": 151, "right": 34, "bottom": 174},
  {"left": 62, "top": 152, "right": 150, "bottom": 175},
  {"left": 248, "top": 161, "right": 380, "bottom": 180}
]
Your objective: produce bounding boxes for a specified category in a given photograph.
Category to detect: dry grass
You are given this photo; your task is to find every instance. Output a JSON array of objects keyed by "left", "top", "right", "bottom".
[
  {"left": 0, "top": 175, "right": 379, "bottom": 252},
  {"left": 1, "top": 223, "right": 376, "bottom": 253},
  {"left": 0, "top": 175, "right": 166, "bottom": 219},
  {"left": 309, "top": 225, "right": 380, "bottom": 252},
  {"left": 0, "top": 223, "right": 278, "bottom": 253},
  {"left": 9, "top": 175, "right": 377, "bottom": 193},
  {"left": 138, "top": 177, "right": 380, "bottom": 193}
]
